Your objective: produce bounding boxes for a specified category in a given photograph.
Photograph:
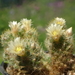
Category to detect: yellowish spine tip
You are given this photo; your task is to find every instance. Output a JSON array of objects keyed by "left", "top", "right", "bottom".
[{"left": 31, "top": 43, "right": 35, "bottom": 49}]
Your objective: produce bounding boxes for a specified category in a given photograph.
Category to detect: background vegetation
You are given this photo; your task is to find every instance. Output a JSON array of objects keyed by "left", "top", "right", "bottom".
[{"left": 0, "top": 0, "right": 75, "bottom": 74}]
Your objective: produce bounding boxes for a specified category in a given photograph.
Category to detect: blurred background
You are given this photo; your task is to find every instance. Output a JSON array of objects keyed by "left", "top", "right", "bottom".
[{"left": 0, "top": 0, "right": 75, "bottom": 73}]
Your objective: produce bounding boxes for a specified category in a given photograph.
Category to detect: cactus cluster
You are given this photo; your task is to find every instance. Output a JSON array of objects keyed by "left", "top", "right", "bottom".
[{"left": 1, "top": 17, "right": 75, "bottom": 75}]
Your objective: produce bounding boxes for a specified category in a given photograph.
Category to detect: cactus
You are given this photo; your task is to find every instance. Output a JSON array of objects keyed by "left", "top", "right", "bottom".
[
  {"left": 1, "top": 17, "right": 75, "bottom": 75},
  {"left": 45, "top": 17, "right": 75, "bottom": 75},
  {"left": 1, "top": 18, "right": 46, "bottom": 75}
]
